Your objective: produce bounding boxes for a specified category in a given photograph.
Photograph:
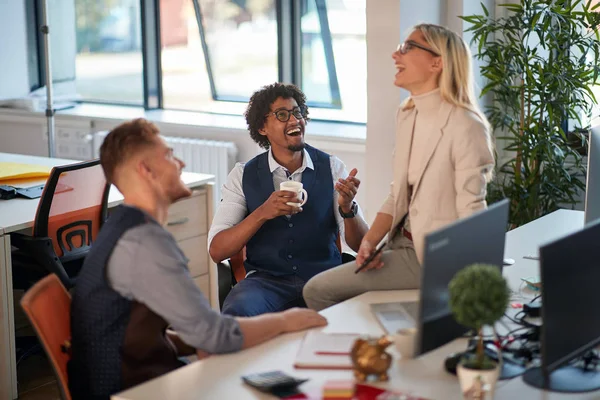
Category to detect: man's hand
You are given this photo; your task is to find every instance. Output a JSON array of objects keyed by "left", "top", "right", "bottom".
[
  {"left": 257, "top": 190, "right": 303, "bottom": 220},
  {"left": 237, "top": 308, "right": 328, "bottom": 350},
  {"left": 355, "top": 239, "right": 384, "bottom": 272},
  {"left": 336, "top": 168, "right": 360, "bottom": 212},
  {"left": 280, "top": 308, "right": 328, "bottom": 333}
]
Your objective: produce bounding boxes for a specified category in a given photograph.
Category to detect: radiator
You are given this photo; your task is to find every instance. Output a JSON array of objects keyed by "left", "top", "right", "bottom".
[{"left": 92, "top": 131, "right": 237, "bottom": 207}]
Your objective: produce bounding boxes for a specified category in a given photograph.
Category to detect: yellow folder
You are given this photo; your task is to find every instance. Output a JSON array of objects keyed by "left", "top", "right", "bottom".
[{"left": 0, "top": 162, "right": 51, "bottom": 182}]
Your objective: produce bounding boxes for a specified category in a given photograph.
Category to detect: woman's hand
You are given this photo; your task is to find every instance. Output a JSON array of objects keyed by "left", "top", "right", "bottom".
[{"left": 355, "top": 239, "right": 384, "bottom": 272}]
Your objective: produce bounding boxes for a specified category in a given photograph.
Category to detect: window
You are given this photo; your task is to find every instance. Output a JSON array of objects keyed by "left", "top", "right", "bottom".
[
  {"left": 29, "top": 0, "right": 366, "bottom": 123},
  {"left": 160, "top": 0, "right": 278, "bottom": 115},
  {"left": 74, "top": 0, "right": 143, "bottom": 104},
  {"left": 300, "top": 0, "right": 366, "bottom": 122},
  {"left": 28, "top": 0, "right": 79, "bottom": 92}
]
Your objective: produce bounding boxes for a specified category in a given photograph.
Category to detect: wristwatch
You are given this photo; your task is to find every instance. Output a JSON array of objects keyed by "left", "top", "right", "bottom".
[{"left": 339, "top": 201, "right": 358, "bottom": 218}]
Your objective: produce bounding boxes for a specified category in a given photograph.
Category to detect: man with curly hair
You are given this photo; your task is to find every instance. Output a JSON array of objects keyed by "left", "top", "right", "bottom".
[
  {"left": 209, "top": 83, "right": 368, "bottom": 317},
  {"left": 68, "top": 119, "right": 327, "bottom": 399}
]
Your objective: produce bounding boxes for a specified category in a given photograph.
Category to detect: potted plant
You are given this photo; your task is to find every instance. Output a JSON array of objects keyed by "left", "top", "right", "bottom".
[
  {"left": 461, "top": 0, "right": 600, "bottom": 228},
  {"left": 448, "top": 264, "right": 510, "bottom": 399}
]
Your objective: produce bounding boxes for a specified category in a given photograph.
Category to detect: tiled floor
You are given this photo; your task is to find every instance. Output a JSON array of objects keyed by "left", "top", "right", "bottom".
[{"left": 17, "top": 352, "right": 61, "bottom": 399}]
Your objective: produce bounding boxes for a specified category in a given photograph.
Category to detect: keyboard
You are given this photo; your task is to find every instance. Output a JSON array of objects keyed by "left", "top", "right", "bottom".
[
  {"left": 401, "top": 301, "right": 419, "bottom": 319},
  {"left": 379, "top": 302, "right": 419, "bottom": 322},
  {"left": 371, "top": 301, "right": 419, "bottom": 334}
]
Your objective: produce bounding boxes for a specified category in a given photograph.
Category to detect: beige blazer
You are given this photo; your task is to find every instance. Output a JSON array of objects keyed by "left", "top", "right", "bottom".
[{"left": 380, "top": 100, "right": 495, "bottom": 264}]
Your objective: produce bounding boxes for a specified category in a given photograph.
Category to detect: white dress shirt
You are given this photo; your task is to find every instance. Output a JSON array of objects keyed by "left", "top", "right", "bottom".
[{"left": 208, "top": 148, "right": 364, "bottom": 249}]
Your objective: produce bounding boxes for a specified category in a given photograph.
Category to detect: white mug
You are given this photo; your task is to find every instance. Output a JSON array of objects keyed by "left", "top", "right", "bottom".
[
  {"left": 279, "top": 181, "right": 308, "bottom": 207},
  {"left": 394, "top": 327, "right": 417, "bottom": 359}
]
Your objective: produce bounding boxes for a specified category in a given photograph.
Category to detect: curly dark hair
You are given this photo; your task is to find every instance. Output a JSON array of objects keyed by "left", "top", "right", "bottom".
[{"left": 244, "top": 82, "right": 309, "bottom": 149}]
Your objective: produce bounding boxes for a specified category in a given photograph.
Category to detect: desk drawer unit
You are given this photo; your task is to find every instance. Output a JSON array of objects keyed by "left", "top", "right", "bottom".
[
  {"left": 193, "top": 275, "right": 210, "bottom": 299},
  {"left": 166, "top": 190, "right": 208, "bottom": 241},
  {"left": 166, "top": 189, "right": 212, "bottom": 304},
  {"left": 178, "top": 235, "right": 209, "bottom": 277}
]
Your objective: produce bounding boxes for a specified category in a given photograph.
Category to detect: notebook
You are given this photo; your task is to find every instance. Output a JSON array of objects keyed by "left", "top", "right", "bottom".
[{"left": 293, "top": 331, "right": 360, "bottom": 370}]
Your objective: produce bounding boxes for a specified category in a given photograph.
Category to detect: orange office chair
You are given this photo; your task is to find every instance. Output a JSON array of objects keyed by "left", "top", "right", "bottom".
[
  {"left": 11, "top": 159, "right": 110, "bottom": 290},
  {"left": 217, "top": 234, "right": 355, "bottom": 308},
  {"left": 20, "top": 274, "right": 72, "bottom": 400}
]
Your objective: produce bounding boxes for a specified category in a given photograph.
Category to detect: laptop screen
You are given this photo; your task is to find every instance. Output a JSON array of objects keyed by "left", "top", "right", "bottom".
[
  {"left": 585, "top": 126, "right": 600, "bottom": 225},
  {"left": 417, "top": 199, "right": 509, "bottom": 355}
]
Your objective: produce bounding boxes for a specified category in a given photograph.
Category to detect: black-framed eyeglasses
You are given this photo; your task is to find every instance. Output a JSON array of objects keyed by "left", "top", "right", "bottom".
[
  {"left": 268, "top": 106, "right": 307, "bottom": 122},
  {"left": 396, "top": 40, "right": 440, "bottom": 56}
]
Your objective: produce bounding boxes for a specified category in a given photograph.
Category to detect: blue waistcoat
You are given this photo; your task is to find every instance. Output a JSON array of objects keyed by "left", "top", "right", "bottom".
[
  {"left": 69, "top": 206, "right": 183, "bottom": 400},
  {"left": 241, "top": 145, "right": 341, "bottom": 281}
]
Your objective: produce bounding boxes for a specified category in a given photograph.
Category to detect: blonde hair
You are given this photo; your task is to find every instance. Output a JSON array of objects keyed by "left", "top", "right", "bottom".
[{"left": 403, "top": 24, "right": 495, "bottom": 174}]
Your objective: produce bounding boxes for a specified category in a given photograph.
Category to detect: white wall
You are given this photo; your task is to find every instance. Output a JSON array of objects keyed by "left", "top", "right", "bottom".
[{"left": 365, "top": 0, "right": 445, "bottom": 220}]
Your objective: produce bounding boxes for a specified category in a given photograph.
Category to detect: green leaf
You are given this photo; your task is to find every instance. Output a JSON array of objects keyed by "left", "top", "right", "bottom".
[{"left": 463, "top": 0, "right": 594, "bottom": 227}]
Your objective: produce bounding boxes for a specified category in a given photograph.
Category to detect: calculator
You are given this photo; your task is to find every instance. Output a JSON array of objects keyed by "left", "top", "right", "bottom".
[{"left": 242, "top": 370, "right": 308, "bottom": 396}]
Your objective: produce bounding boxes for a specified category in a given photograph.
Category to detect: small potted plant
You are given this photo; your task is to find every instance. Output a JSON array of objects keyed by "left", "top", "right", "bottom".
[{"left": 448, "top": 264, "right": 510, "bottom": 399}]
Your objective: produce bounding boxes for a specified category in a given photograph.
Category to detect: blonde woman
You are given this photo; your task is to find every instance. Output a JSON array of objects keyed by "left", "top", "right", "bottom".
[{"left": 303, "top": 24, "right": 495, "bottom": 311}]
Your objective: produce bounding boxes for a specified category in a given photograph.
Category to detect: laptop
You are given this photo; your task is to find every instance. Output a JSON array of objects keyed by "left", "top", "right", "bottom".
[
  {"left": 371, "top": 199, "right": 509, "bottom": 355},
  {"left": 585, "top": 126, "right": 600, "bottom": 225}
]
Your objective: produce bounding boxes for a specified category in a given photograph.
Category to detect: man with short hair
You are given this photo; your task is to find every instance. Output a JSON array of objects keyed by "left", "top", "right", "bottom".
[
  {"left": 209, "top": 83, "right": 369, "bottom": 317},
  {"left": 68, "top": 118, "right": 327, "bottom": 400}
]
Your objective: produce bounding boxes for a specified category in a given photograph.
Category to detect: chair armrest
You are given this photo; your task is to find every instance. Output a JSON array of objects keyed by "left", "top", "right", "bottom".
[
  {"left": 217, "top": 259, "right": 234, "bottom": 309},
  {"left": 9, "top": 232, "right": 30, "bottom": 250},
  {"left": 10, "top": 232, "right": 74, "bottom": 289},
  {"left": 341, "top": 252, "right": 356, "bottom": 264}
]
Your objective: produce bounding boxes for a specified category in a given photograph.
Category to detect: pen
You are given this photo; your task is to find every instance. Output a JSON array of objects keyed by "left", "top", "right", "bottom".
[{"left": 354, "top": 241, "right": 387, "bottom": 274}]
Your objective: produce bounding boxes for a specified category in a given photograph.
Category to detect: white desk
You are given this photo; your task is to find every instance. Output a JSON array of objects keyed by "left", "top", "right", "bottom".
[
  {"left": 113, "top": 208, "right": 587, "bottom": 400},
  {"left": 0, "top": 152, "right": 215, "bottom": 400},
  {"left": 113, "top": 290, "right": 472, "bottom": 400}
]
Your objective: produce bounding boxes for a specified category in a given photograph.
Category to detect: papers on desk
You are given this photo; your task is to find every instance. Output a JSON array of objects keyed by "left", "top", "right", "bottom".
[
  {"left": 285, "top": 381, "right": 432, "bottom": 400},
  {"left": 0, "top": 162, "right": 51, "bottom": 182},
  {"left": 294, "top": 331, "right": 360, "bottom": 370}
]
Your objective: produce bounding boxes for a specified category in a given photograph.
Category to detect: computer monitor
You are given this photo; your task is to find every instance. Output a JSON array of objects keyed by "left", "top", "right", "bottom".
[
  {"left": 522, "top": 219, "right": 600, "bottom": 393},
  {"left": 416, "top": 199, "right": 509, "bottom": 355},
  {"left": 584, "top": 126, "right": 600, "bottom": 225}
]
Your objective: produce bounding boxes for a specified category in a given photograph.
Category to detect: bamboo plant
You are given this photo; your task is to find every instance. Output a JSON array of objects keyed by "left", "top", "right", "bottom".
[{"left": 462, "top": 0, "right": 600, "bottom": 227}]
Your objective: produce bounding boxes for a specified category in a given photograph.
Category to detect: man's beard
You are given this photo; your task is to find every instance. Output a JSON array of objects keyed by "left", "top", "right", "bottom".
[{"left": 287, "top": 143, "right": 305, "bottom": 152}]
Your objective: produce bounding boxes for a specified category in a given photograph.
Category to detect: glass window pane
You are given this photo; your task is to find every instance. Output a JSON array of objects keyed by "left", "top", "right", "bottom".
[
  {"left": 74, "top": 0, "right": 143, "bottom": 104},
  {"left": 161, "top": 0, "right": 277, "bottom": 112},
  {"left": 160, "top": 0, "right": 212, "bottom": 111},
  {"left": 47, "top": 0, "right": 77, "bottom": 84},
  {"left": 301, "top": 0, "right": 366, "bottom": 123}
]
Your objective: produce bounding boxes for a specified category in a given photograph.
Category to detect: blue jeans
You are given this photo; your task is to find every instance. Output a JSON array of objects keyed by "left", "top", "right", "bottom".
[{"left": 221, "top": 271, "right": 307, "bottom": 317}]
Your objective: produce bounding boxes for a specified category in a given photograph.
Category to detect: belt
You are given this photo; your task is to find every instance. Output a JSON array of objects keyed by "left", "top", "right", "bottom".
[{"left": 402, "top": 228, "right": 413, "bottom": 241}]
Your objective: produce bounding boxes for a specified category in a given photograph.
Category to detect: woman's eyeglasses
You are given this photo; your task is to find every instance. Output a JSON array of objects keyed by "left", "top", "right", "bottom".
[
  {"left": 268, "top": 106, "right": 307, "bottom": 122},
  {"left": 396, "top": 40, "right": 440, "bottom": 57}
]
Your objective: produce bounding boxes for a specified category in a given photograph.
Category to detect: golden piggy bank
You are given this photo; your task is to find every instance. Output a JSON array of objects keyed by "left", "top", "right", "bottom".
[{"left": 350, "top": 335, "right": 393, "bottom": 382}]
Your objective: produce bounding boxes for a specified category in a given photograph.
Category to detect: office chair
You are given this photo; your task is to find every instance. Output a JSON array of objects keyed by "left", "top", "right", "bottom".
[
  {"left": 20, "top": 273, "right": 72, "bottom": 400},
  {"left": 217, "top": 234, "right": 355, "bottom": 308},
  {"left": 11, "top": 160, "right": 108, "bottom": 364},
  {"left": 11, "top": 159, "right": 110, "bottom": 290}
]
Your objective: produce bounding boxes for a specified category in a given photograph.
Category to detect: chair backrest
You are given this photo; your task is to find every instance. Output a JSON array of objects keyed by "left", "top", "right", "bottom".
[
  {"left": 33, "top": 159, "right": 110, "bottom": 261},
  {"left": 20, "top": 274, "right": 72, "bottom": 400},
  {"left": 230, "top": 233, "right": 343, "bottom": 284}
]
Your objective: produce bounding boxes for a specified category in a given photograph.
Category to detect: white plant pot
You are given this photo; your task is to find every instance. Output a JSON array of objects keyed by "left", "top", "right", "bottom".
[{"left": 457, "top": 362, "right": 500, "bottom": 399}]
